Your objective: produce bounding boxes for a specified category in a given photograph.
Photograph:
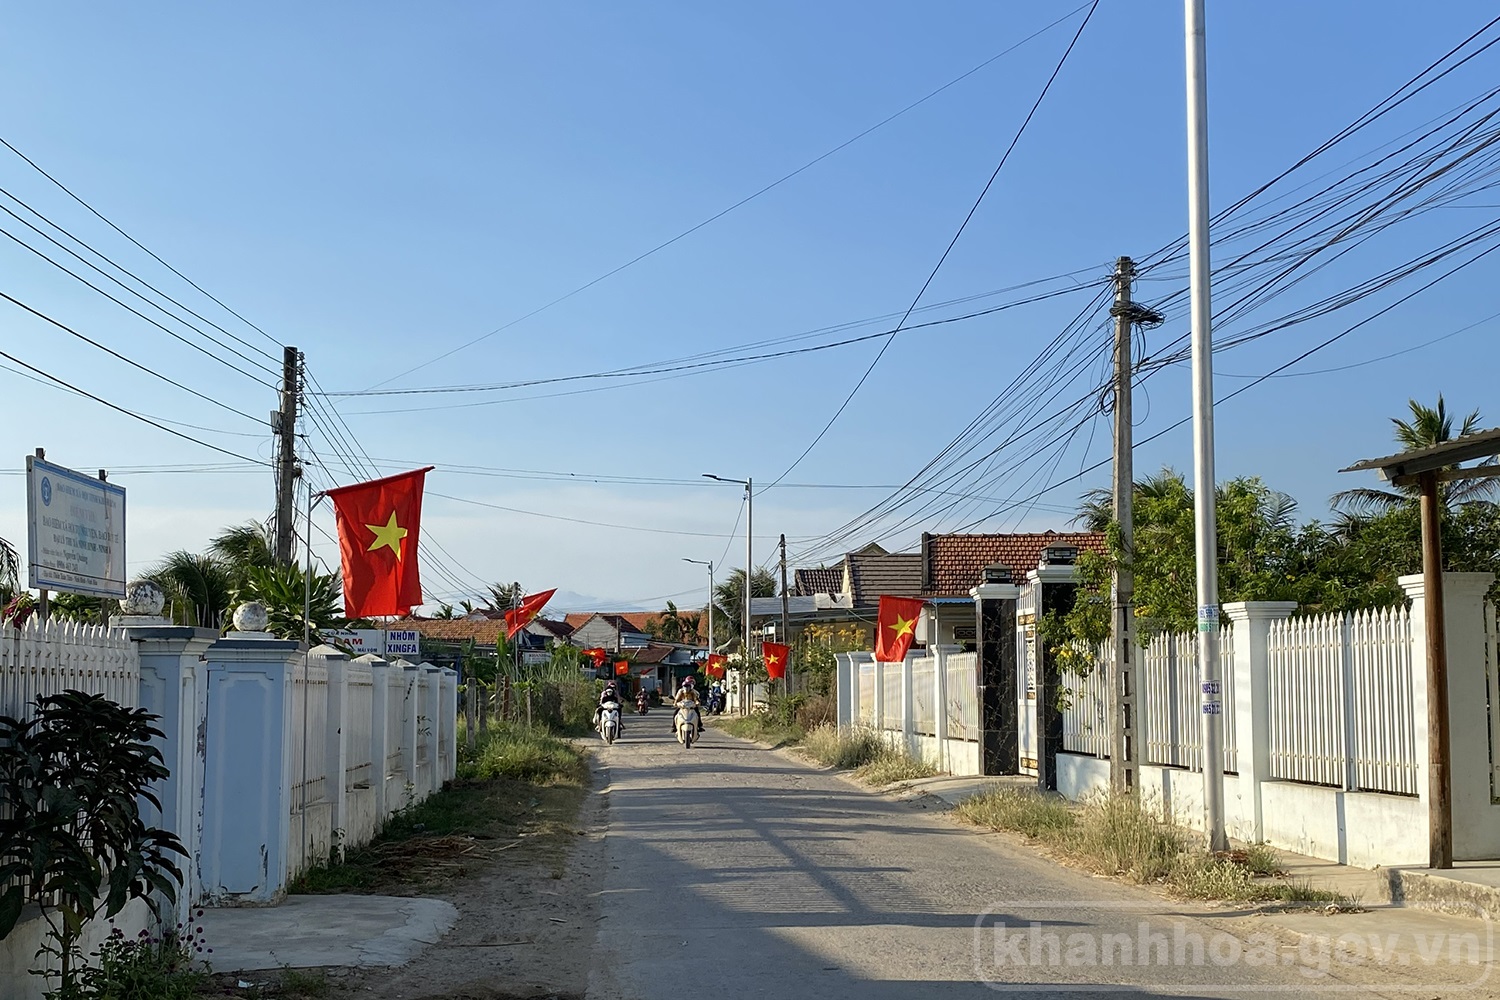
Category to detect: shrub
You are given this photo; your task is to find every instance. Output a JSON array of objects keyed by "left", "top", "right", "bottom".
[
  {"left": 77, "top": 920, "right": 212, "bottom": 1000},
  {"left": 0, "top": 692, "right": 188, "bottom": 997}
]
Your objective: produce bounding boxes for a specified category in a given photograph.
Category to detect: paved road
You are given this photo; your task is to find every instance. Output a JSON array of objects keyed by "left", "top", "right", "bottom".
[{"left": 583, "top": 722, "right": 1424, "bottom": 999}]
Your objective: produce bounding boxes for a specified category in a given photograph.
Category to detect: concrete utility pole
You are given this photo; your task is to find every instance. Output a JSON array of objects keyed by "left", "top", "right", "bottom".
[
  {"left": 35, "top": 447, "right": 48, "bottom": 622},
  {"left": 1185, "top": 0, "right": 1228, "bottom": 852},
  {"left": 779, "top": 533, "right": 790, "bottom": 693},
  {"left": 274, "top": 346, "right": 301, "bottom": 565},
  {"left": 744, "top": 478, "right": 753, "bottom": 715},
  {"left": 1109, "top": 257, "right": 1138, "bottom": 796}
]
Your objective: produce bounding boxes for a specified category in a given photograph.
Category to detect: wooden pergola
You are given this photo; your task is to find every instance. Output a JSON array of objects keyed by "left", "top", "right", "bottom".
[{"left": 1341, "top": 426, "right": 1500, "bottom": 870}]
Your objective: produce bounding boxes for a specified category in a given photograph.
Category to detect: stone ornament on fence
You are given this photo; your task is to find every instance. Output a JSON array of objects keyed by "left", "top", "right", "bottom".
[
  {"left": 231, "top": 601, "right": 270, "bottom": 634},
  {"left": 119, "top": 580, "right": 166, "bottom": 617}
]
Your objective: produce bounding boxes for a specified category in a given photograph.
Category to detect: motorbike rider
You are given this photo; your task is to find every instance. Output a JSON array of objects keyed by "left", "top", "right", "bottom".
[
  {"left": 594, "top": 681, "right": 623, "bottom": 733},
  {"left": 635, "top": 687, "right": 649, "bottom": 713},
  {"left": 673, "top": 676, "right": 704, "bottom": 735}
]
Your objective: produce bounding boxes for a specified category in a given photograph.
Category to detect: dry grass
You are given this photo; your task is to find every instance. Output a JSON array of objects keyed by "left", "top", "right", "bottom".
[{"left": 954, "top": 787, "right": 1356, "bottom": 906}]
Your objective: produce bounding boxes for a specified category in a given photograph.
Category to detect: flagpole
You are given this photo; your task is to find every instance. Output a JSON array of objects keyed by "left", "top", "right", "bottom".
[{"left": 300, "top": 481, "right": 321, "bottom": 868}]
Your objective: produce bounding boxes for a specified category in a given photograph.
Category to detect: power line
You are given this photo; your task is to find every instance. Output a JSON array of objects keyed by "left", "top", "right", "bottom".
[
  {"left": 0, "top": 348, "right": 271, "bottom": 465},
  {"left": 363, "top": 2, "right": 1098, "bottom": 391},
  {"left": 765, "top": 0, "right": 1101, "bottom": 488}
]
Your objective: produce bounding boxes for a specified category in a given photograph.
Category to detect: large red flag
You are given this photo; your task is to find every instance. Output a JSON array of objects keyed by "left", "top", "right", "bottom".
[
  {"left": 327, "top": 467, "right": 435, "bottom": 618},
  {"left": 705, "top": 653, "right": 727, "bottom": 678},
  {"left": 875, "top": 595, "right": 925, "bottom": 662},
  {"left": 505, "top": 588, "right": 557, "bottom": 639},
  {"left": 583, "top": 647, "right": 608, "bottom": 667},
  {"left": 762, "top": 642, "right": 789, "bottom": 680}
]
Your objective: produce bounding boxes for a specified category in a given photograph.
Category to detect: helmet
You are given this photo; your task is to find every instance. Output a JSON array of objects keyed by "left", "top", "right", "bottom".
[{"left": 681, "top": 676, "right": 695, "bottom": 690}]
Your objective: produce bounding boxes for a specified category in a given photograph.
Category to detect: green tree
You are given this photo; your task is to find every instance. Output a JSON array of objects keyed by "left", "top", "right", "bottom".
[
  {"left": 1332, "top": 395, "right": 1498, "bottom": 515},
  {"left": 147, "top": 552, "right": 235, "bottom": 629},
  {"left": 0, "top": 534, "right": 19, "bottom": 604},
  {"left": 713, "top": 567, "right": 777, "bottom": 647},
  {"left": 208, "top": 521, "right": 276, "bottom": 588},
  {"left": 0, "top": 692, "right": 187, "bottom": 996},
  {"left": 235, "top": 562, "right": 351, "bottom": 641},
  {"left": 432, "top": 603, "right": 457, "bottom": 620}
]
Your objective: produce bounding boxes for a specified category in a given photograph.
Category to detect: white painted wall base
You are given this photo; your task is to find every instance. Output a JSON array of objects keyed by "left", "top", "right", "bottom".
[{"left": 0, "top": 898, "right": 150, "bottom": 1000}]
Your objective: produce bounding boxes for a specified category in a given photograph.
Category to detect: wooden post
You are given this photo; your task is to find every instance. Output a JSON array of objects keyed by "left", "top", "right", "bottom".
[
  {"left": 1420, "top": 470, "right": 1453, "bottom": 869},
  {"left": 525, "top": 686, "right": 533, "bottom": 729},
  {"left": 478, "top": 681, "right": 489, "bottom": 734}
]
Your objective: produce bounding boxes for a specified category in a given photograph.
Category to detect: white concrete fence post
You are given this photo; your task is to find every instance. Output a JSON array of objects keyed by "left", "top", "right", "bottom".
[
  {"left": 441, "top": 667, "right": 459, "bottom": 782},
  {"left": 933, "top": 644, "right": 950, "bottom": 774},
  {"left": 835, "top": 652, "right": 854, "bottom": 732},
  {"left": 362, "top": 654, "right": 392, "bottom": 820},
  {"left": 315, "top": 645, "right": 351, "bottom": 859},
  {"left": 1222, "top": 601, "right": 1297, "bottom": 843},
  {"left": 901, "top": 651, "right": 915, "bottom": 754}
]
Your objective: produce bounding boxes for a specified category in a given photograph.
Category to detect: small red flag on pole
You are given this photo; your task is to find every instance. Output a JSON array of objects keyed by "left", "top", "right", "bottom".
[
  {"left": 614, "top": 661, "right": 630, "bottom": 676},
  {"left": 762, "top": 642, "right": 789, "bottom": 680},
  {"left": 584, "top": 647, "right": 608, "bottom": 667},
  {"left": 505, "top": 588, "right": 556, "bottom": 639},
  {"left": 705, "top": 653, "right": 727, "bottom": 678},
  {"left": 875, "top": 595, "right": 925, "bottom": 662},
  {"left": 326, "top": 467, "right": 435, "bottom": 618}
]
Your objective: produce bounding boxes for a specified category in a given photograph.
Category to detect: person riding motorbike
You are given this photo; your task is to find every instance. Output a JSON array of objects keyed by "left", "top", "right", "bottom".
[
  {"left": 673, "top": 677, "right": 704, "bottom": 736},
  {"left": 593, "top": 682, "right": 623, "bottom": 733},
  {"left": 635, "top": 688, "right": 649, "bottom": 714}
]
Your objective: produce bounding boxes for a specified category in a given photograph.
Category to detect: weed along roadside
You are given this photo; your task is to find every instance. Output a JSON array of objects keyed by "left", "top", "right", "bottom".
[
  {"left": 716, "top": 710, "right": 939, "bottom": 788},
  {"left": 952, "top": 787, "right": 1356, "bottom": 907}
]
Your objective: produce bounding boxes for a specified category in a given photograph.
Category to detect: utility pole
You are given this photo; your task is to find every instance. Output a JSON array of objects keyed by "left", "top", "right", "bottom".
[
  {"left": 274, "top": 346, "right": 301, "bottom": 565},
  {"left": 1109, "top": 256, "right": 1138, "bottom": 796},
  {"left": 1186, "top": 0, "right": 1228, "bottom": 852},
  {"left": 779, "top": 533, "right": 790, "bottom": 694},
  {"left": 35, "top": 447, "right": 48, "bottom": 622},
  {"left": 744, "top": 477, "right": 753, "bottom": 715}
]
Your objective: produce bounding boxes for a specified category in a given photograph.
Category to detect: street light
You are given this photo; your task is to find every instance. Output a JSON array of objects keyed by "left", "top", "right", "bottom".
[
  {"left": 704, "top": 473, "right": 752, "bottom": 714},
  {"left": 682, "top": 558, "right": 714, "bottom": 662}
]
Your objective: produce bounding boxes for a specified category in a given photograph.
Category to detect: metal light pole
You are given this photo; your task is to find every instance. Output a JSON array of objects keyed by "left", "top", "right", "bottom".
[
  {"left": 704, "top": 474, "right": 753, "bottom": 714},
  {"left": 683, "top": 558, "right": 715, "bottom": 659},
  {"left": 1185, "top": 0, "right": 1227, "bottom": 852}
]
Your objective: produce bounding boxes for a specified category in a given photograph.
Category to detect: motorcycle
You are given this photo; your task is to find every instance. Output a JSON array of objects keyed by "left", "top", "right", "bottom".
[
  {"left": 706, "top": 690, "right": 725, "bottom": 716},
  {"left": 635, "top": 692, "right": 650, "bottom": 715},
  {"left": 598, "top": 699, "right": 622, "bottom": 744},
  {"left": 674, "top": 703, "right": 701, "bottom": 749}
]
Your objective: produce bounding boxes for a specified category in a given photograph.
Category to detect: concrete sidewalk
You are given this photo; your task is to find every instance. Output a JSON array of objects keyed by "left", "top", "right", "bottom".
[
  {"left": 897, "top": 773, "right": 1500, "bottom": 922},
  {"left": 198, "top": 895, "right": 458, "bottom": 972}
]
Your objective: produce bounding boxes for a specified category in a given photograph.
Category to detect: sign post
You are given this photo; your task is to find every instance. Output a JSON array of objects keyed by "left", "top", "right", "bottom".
[{"left": 26, "top": 456, "right": 127, "bottom": 599}]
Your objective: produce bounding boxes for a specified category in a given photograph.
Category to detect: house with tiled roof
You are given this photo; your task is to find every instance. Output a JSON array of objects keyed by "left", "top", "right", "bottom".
[
  {"left": 567, "top": 613, "right": 653, "bottom": 653},
  {"left": 781, "top": 529, "right": 1106, "bottom": 650}
]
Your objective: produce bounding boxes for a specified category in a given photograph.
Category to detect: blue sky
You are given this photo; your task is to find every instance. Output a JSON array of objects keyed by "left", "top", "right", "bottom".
[{"left": 1, "top": 2, "right": 1497, "bottom": 613}]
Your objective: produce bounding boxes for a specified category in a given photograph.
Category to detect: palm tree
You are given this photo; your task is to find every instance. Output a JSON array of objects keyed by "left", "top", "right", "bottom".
[
  {"left": 147, "top": 552, "right": 236, "bottom": 629},
  {"left": 713, "top": 567, "right": 777, "bottom": 648},
  {"left": 432, "top": 603, "right": 457, "bottom": 620},
  {"left": 0, "top": 534, "right": 19, "bottom": 603},
  {"left": 209, "top": 521, "right": 276, "bottom": 583},
  {"left": 1333, "top": 396, "right": 1498, "bottom": 515}
]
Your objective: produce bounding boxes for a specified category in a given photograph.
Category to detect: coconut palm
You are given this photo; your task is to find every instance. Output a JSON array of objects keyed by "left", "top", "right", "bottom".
[
  {"left": 147, "top": 552, "right": 235, "bottom": 629},
  {"left": 209, "top": 521, "right": 276, "bottom": 585},
  {"left": 0, "top": 534, "right": 19, "bottom": 603},
  {"left": 713, "top": 567, "right": 776, "bottom": 648},
  {"left": 1333, "top": 396, "right": 1498, "bottom": 516}
]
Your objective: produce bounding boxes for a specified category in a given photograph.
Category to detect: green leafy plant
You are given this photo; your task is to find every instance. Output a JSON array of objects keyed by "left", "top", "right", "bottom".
[
  {"left": 0, "top": 691, "right": 188, "bottom": 998},
  {"left": 76, "top": 919, "right": 212, "bottom": 1000},
  {"left": 234, "top": 562, "right": 350, "bottom": 640}
]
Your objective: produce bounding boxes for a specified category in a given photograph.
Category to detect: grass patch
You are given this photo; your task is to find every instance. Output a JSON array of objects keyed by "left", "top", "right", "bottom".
[
  {"left": 717, "top": 714, "right": 804, "bottom": 747},
  {"left": 955, "top": 787, "right": 1355, "bottom": 906},
  {"left": 855, "top": 745, "right": 939, "bottom": 786},
  {"left": 797, "top": 724, "right": 936, "bottom": 785},
  {"left": 291, "top": 725, "right": 587, "bottom": 894}
]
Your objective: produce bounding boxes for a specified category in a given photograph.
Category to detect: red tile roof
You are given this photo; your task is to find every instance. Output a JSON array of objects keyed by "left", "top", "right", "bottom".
[
  {"left": 924, "top": 531, "right": 1107, "bottom": 597},
  {"left": 388, "top": 617, "right": 506, "bottom": 643}
]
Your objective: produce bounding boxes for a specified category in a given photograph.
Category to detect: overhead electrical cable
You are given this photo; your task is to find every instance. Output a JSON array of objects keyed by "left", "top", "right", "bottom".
[{"left": 364, "top": 2, "right": 1098, "bottom": 391}]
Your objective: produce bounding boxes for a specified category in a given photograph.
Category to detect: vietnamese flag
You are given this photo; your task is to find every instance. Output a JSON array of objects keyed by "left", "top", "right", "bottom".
[
  {"left": 505, "top": 588, "right": 557, "bottom": 639},
  {"left": 875, "top": 595, "right": 925, "bottom": 662},
  {"left": 327, "top": 467, "right": 435, "bottom": 618},
  {"left": 614, "top": 661, "right": 630, "bottom": 676},
  {"left": 584, "top": 647, "right": 608, "bottom": 667},
  {"left": 705, "top": 653, "right": 727, "bottom": 678},
  {"left": 762, "top": 642, "right": 789, "bottom": 680}
]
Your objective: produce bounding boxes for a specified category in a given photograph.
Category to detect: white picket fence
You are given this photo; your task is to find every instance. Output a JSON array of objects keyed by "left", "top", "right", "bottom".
[
  {"left": 0, "top": 619, "right": 140, "bottom": 721},
  {"left": 1488, "top": 602, "right": 1500, "bottom": 800},
  {"left": 1061, "top": 626, "right": 1237, "bottom": 774},
  {"left": 946, "top": 652, "right": 979, "bottom": 740},
  {"left": 1267, "top": 606, "right": 1418, "bottom": 796}
]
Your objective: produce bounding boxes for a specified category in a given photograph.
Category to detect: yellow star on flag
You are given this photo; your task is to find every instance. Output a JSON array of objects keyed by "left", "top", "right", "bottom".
[
  {"left": 889, "top": 614, "right": 916, "bottom": 638},
  {"left": 365, "top": 512, "right": 408, "bottom": 556},
  {"left": 766, "top": 651, "right": 782, "bottom": 666}
]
